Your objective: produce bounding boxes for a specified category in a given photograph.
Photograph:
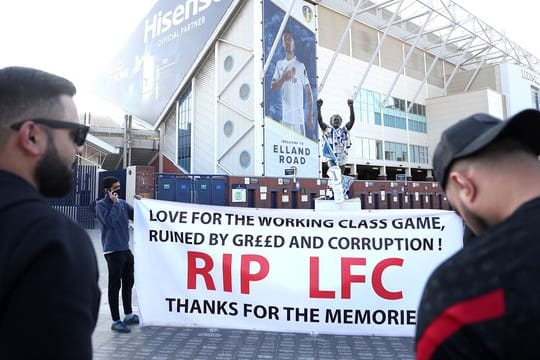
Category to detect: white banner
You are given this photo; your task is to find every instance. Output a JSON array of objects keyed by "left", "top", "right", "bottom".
[{"left": 134, "top": 199, "right": 463, "bottom": 336}]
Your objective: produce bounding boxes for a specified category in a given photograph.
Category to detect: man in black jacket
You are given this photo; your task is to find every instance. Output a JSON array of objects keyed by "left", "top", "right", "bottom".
[
  {"left": 0, "top": 66, "right": 100, "bottom": 359},
  {"left": 416, "top": 110, "right": 540, "bottom": 359}
]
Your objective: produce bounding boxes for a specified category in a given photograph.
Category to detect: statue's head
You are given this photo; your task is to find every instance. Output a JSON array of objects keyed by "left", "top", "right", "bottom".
[{"left": 330, "top": 114, "right": 342, "bottom": 128}]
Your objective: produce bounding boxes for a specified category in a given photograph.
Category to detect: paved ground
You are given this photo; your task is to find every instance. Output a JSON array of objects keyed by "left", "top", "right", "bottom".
[{"left": 89, "top": 229, "right": 415, "bottom": 359}]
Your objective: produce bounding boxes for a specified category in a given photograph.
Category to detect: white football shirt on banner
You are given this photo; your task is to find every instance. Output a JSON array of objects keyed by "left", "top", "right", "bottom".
[{"left": 272, "top": 56, "right": 310, "bottom": 129}]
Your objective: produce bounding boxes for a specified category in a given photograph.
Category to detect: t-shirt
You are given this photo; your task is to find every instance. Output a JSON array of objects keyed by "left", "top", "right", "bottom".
[{"left": 272, "top": 56, "right": 310, "bottom": 126}]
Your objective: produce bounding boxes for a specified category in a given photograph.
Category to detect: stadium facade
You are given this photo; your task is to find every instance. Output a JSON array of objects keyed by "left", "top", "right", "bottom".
[{"left": 94, "top": 0, "right": 540, "bottom": 183}]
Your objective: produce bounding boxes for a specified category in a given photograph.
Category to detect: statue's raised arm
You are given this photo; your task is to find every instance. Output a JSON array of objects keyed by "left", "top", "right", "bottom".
[
  {"left": 316, "top": 99, "right": 329, "bottom": 131},
  {"left": 345, "top": 99, "right": 355, "bottom": 131}
]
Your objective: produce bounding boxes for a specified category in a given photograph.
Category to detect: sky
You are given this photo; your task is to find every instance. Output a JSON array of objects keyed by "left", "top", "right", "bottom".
[
  {"left": 0, "top": 0, "right": 156, "bottom": 112},
  {"left": 0, "top": 0, "right": 538, "bottom": 112},
  {"left": 451, "top": 0, "right": 540, "bottom": 58}
]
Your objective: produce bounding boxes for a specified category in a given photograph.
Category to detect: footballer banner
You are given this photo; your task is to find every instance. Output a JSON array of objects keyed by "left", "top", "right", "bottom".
[{"left": 263, "top": 0, "right": 319, "bottom": 178}]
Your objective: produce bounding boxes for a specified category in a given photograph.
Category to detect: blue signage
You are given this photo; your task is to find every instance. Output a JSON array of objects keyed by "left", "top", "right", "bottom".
[{"left": 95, "top": 0, "right": 235, "bottom": 126}]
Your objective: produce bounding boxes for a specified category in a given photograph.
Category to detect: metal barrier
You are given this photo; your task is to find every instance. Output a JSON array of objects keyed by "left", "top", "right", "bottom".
[{"left": 48, "top": 165, "right": 99, "bottom": 229}]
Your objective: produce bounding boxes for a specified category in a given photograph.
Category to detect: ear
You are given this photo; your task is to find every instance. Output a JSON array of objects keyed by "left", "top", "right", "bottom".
[
  {"left": 448, "top": 171, "right": 477, "bottom": 205},
  {"left": 15, "top": 122, "right": 45, "bottom": 156}
]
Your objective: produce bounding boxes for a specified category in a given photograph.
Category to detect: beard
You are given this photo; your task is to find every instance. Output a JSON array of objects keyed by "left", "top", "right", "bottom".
[
  {"left": 455, "top": 198, "right": 490, "bottom": 236},
  {"left": 35, "top": 141, "right": 74, "bottom": 197}
]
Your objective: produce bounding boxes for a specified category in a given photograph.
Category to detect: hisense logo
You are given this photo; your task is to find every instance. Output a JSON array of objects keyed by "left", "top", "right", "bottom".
[{"left": 144, "top": 0, "right": 222, "bottom": 43}]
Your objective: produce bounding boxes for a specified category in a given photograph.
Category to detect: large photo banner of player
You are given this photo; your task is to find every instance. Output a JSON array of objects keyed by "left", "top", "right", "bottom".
[{"left": 263, "top": 0, "right": 319, "bottom": 178}]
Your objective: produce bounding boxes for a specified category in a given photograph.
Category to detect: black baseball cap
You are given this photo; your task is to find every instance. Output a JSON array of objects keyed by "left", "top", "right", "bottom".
[{"left": 433, "top": 109, "right": 540, "bottom": 189}]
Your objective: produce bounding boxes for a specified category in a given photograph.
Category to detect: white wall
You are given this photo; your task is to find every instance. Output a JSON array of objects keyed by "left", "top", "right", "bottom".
[
  {"left": 187, "top": 0, "right": 256, "bottom": 175},
  {"left": 500, "top": 63, "right": 540, "bottom": 117},
  {"left": 426, "top": 88, "right": 504, "bottom": 164},
  {"left": 161, "top": 109, "right": 177, "bottom": 165},
  {"left": 193, "top": 53, "right": 217, "bottom": 174},
  {"left": 213, "top": 0, "right": 255, "bottom": 176}
]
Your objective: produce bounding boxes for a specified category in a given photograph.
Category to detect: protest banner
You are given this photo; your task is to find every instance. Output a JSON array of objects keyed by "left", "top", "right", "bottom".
[{"left": 134, "top": 199, "right": 463, "bottom": 336}]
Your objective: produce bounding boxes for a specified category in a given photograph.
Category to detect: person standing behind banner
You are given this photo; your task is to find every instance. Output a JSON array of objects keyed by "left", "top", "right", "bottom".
[
  {"left": 271, "top": 30, "right": 314, "bottom": 135},
  {"left": 415, "top": 110, "right": 540, "bottom": 359},
  {"left": 0, "top": 66, "right": 100, "bottom": 359},
  {"left": 96, "top": 176, "right": 140, "bottom": 333},
  {"left": 317, "top": 98, "right": 355, "bottom": 174}
]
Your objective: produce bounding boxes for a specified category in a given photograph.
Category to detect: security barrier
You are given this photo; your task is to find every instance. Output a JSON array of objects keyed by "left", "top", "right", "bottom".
[
  {"left": 56, "top": 169, "right": 450, "bottom": 230},
  {"left": 155, "top": 174, "right": 229, "bottom": 206},
  {"left": 48, "top": 164, "right": 99, "bottom": 229},
  {"left": 223, "top": 176, "right": 449, "bottom": 211}
]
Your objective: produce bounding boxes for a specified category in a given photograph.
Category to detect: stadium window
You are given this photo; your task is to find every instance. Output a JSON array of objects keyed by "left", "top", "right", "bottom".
[
  {"left": 375, "top": 112, "right": 382, "bottom": 125},
  {"left": 177, "top": 86, "right": 192, "bottom": 172}
]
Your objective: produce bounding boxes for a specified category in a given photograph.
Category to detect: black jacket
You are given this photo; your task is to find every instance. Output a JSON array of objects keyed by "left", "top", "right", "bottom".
[
  {"left": 416, "top": 197, "right": 540, "bottom": 359},
  {"left": 0, "top": 170, "right": 100, "bottom": 359}
]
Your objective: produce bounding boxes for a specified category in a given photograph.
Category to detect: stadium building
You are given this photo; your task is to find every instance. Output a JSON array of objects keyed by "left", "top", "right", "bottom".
[{"left": 82, "top": 0, "right": 540, "bottom": 206}]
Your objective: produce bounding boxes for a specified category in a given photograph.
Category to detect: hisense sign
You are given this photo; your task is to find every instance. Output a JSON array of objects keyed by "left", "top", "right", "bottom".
[
  {"left": 143, "top": 0, "right": 223, "bottom": 43},
  {"left": 96, "top": 0, "right": 235, "bottom": 127}
]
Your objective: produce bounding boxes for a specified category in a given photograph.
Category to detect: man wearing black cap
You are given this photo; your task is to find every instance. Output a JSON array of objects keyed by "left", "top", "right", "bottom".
[{"left": 415, "top": 110, "right": 540, "bottom": 359}]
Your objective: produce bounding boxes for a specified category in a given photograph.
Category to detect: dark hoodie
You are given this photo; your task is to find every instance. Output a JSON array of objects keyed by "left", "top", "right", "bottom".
[{"left": 0, "top": 170, "right": 100, "bottom": 360}]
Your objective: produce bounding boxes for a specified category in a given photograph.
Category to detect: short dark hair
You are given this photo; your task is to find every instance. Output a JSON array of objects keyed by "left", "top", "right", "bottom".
[
  {"left": 0, "top": 66, "right": 76, "bottom": 126},
  {"left": 102, "top": 176, "right": 119, "bottom": 190},
  {"left": 282, "top": 30, "right": 294, "bottom": 38}
]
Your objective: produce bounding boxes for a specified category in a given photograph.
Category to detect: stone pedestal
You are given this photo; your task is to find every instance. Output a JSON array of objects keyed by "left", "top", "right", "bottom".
[{"left": 314, "top": 198, "right": 362, "bottom": 211}]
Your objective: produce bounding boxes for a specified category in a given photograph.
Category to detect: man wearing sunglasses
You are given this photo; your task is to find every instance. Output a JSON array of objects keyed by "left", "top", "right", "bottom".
[{"left": 0, "top": 66, "right": 99, "bottom": 359}]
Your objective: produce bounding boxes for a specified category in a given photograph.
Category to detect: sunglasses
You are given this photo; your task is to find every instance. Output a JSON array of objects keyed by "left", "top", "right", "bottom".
[{"left": 10, "top": 118, "right": 90, "bottom": 146}]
